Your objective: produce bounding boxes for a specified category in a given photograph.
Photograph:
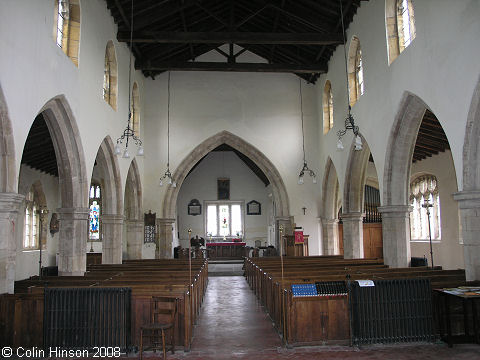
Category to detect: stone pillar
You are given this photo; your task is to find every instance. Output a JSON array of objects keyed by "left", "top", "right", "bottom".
[
  {"left": 453, "top": 191, "right": 480, "bottom": 281},
  {"left": 0, "top": 193, "right": 24, "bottom": 294},
  {"left": 322, "top": 218, "right": 339, "bottom": 255},
  {"left": 126, "top": 219, "right": 144, "bottom": 260},
  {"left": 102, "top": 214, "right": 124, "bottom": 264},
  {"left": 276, "top": 216, "right": 293, "bottom": 255},
  {"left": 342, "top": 212, "right": 364, "bottom": 259},
  {"left": 57, "top": 207, "right": 89, "bottom": 276},
  {"left": 156, "top": 218, "right": 175, "bottom": 259},
  {"left": 377, "top": 205, "right": 411, "bottom": 268}
]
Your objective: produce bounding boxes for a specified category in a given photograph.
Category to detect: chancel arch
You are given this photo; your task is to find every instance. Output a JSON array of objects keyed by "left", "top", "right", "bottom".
[
  {"left": 91, "top": 136, "right": 123, "bottom": 264},
  {"left": 124, "top": 159, "right": 143, "bottom": 259},
  {"left": 321, "top": 157, "right": 341, "bottom": 255},
  {"left": 160, "top": 131, "right": 290, "bottom": 258}
]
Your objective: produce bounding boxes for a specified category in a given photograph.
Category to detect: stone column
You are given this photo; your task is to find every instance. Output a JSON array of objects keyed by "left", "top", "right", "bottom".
[
  {"left": 102, "top": 214, "right": 124, "bottom": 264},
  {"left": 156, "top": 218, "right": 175, "bottom": 259},
  {"left": 453, "top": 191, "right": 480, "bottom": 281},
  {"left": 342, "top": 212, "right": 364, "bottom": 259},
  {"left": 377, "top": 205, "right": 411, "bottom": 268},
  {"left": 0, "top": 193, "right": 24, "bottom": 294},
  {"left": 57, "top": 207, "right": 89, "bottom": 276},
  {"left": 126, "top": 219, "right": 144, "bottom": 260},
  {"left": 322, "top": 218, "right": 339, "bottom": 255}
]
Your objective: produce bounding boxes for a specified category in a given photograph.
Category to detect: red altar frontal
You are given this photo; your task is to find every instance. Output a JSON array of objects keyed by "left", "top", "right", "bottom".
[{"left": 206, "top": 242, "right": 246, "bottom": 259}]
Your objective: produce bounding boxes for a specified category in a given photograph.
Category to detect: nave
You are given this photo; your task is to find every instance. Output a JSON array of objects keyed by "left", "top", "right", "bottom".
[{"left": 157, "top": 276, "right": 479, "bottom": 360}]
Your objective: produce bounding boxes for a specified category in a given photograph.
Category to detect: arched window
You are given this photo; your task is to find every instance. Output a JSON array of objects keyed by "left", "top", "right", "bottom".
[
  {"left": 103, "top": 41, "right": 117, "bottom": 110},
  {"left": 386, "top": 0, "right": 416, "bottom": 64},
  {"left": 323, "top": 80, "right": 334, "bottom": 134},
  {"left": 348, "top": 36, "right": 364, "bottom": 107},
  {"left": 53, "top": 0, "right": 80, "bottom": 66},
  {"left": 89, "top": 183, "right": 102, "bottom": 241},
  {"left": 131, "top": 82, "right": 140, "bottom": 136},
  {"left": 409, "top": 175, "right": 441, "bottom": 241},
  {"left": 24, "top": 189, "right": 39, "bottom": 249}
]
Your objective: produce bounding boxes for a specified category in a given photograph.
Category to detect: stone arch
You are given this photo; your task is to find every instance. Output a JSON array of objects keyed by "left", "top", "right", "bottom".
[
  {"left": 124, "top": 159, "right": 143, "bottom": 259},
  {"left": 0, "top": 84, "right": 17, "bottom": 193},
  {"left": 39, "top": 95, "right": 88, "bottom": 275},
  {"left": 455, "top": 75, "right": 480, "bottom": 280},
  {"left": 321, "top": 157, "right": 341, "bottom": 255},
  {"left": 93, "top": 136, "right": 123, "bottom": 263},
  {"left": 342, "top": 135, "right": 372, "bottom": 258},
  {"left": 344, "top": 134, "right": 371, "bottom": 214},
  {"left": 163, "top": 130, "right": 290, "bottom": 219},
  {"left": 380, "top": 92, "right": 429, "bottom": 267},
  {"left": 94, "top": 136, "right": 123, "bottom": 215}
]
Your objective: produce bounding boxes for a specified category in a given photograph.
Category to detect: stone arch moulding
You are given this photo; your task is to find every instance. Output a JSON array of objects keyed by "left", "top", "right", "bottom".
[
  {"left": 0, "top": 84, "right": 17, "bottom": 193},
  {"left": 39, "top": 95, "right": 89, "bottom": 275},
  {"left": 462, "top": 75, "right": 480, "bottom": 191},
  {"left": 162, "top": 130, "right": 290, "bottom": 219},
  {"left": 322, "top": 157, "right": 340, "bottom": 220},
  {"left": 125, "top": 158, "right": 143, "bottom": 221},
  {"left": 380, "top": 91, "right": 430, "bottom": 268},
  {"left": 343, "top": 134, "right": 371, "bottom": 214},
  {"left": 95, "top": 136, "right": 123, "bottom": 216}
]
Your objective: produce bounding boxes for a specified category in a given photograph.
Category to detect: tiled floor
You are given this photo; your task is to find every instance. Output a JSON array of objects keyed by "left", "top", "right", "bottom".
[{"left": 142, "top": 276, "right": 480, "bottom": 360}]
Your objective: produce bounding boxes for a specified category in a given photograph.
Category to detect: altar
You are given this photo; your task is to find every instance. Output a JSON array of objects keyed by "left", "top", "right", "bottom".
[{"left": 206, "top": 242, "right": 246, "bottom": 259}]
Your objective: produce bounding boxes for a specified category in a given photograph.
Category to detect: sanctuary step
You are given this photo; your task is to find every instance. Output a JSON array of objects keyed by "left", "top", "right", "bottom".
[{"left": 208, "top": 259, "right": 244, "bottom": 276}]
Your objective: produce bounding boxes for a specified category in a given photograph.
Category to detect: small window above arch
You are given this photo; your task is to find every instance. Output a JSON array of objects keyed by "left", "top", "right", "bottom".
[
  {"left": 103, "top": 41, "right": 118, "bottom": 110},
  {"left": 53, "top": 0, "right": 80, "bottom": 66},
  {"left": 386, "top": 0, "right": 416, "bottom": 64},
  {"left": 348, "top": 36, "right": 364, "bottom": 107},
  {"left": 131, "top": 82, "right": 140, "bottom": 136},
  {"left": 323, "top": 80, "right": 334, "bottom": 134}
]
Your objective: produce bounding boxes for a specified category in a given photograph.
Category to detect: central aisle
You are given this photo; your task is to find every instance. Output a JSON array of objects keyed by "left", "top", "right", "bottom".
[{"left": 188, "top": 276, "right": 282, "bottom": 356}]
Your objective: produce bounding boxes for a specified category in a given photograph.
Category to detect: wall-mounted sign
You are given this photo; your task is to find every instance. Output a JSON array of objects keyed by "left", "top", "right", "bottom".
[
  {"left": 247, "top": 200, "right": 261, "bottom": 215},
  {"left": 188, "top": 199, "right": 202, "bottom": 216}
]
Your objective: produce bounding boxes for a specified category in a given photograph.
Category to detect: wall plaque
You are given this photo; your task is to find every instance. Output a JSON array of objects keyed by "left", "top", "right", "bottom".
[{"left": 144, "top": 210, "right": 156, "bottom": 244}]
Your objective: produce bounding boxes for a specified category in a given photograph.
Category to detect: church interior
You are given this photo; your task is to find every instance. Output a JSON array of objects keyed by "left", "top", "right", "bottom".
[{"left": 1, "top": 0, "right": 480, "bottom": 358}]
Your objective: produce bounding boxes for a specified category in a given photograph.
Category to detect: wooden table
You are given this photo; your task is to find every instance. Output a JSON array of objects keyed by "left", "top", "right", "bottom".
[
  {"left": 435, "top": 287, "right": 480, "bottom": 347},
  {"left": 206, "top": 242, "right": 246, "bottom": 259}
]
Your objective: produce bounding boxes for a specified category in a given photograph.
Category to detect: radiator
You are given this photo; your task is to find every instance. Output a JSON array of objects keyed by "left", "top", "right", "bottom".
[
  {"left": 44, "top": 288, "right": 131, "bottom": 351},
  {"left": 349, "top": 279, "right": 435, "bottom": 344}
]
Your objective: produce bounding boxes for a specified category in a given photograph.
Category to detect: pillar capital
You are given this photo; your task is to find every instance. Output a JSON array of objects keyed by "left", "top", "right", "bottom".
[
  {"left": 377, "top": 205, "right": 412, "bottom": 216},
  {"left": 341, "top": 212, "right": 364, "bottom": 221},
  {"left": 453, "top": 190, "right": 480, "bottom": 208},
  {"left": 0, "top": 192, "right": 24, "bottom": 213},
  {"left": 101, "top": 214, "right": 125, "bottom": 224}
]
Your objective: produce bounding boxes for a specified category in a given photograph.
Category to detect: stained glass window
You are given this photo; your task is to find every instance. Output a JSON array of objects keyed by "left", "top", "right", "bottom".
[
  {"left": 89, "top": 184, "right": 102, "bottom": 240},
  {"left": 205, "top": 201, "right": 243, "bottom": 238}
]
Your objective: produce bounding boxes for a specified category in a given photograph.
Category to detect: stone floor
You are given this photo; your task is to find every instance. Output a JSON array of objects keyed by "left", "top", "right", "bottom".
[
  {"left": 140, "top": 276, "right": 480, "bottom": 360},
  {"left": 208, "top": 260, "right": 244, "bottom": 276}
]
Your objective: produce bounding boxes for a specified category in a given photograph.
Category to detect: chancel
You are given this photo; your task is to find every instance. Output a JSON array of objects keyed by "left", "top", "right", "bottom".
[{"left": 1, "top": 0, "right": 480, "bottom": 358}]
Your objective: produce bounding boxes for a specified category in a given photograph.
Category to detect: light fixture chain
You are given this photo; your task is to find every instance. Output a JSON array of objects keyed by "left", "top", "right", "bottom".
[
  {"left": 167, "top": 71, "right": 171, "bottom": 168},
  {"left": 127, "top": 0, "right": 134, "bottom": 128},
  {"left": 339, "top": 0, "right": 351, "bottom": 114},
  {"left": 299, "top": 78, "right": 306, "bottom": 163}
]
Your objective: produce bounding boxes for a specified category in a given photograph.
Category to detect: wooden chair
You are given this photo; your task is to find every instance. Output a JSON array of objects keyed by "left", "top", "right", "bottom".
[{"left": 139, "top": 297, "right": 178, "bottom": 360}]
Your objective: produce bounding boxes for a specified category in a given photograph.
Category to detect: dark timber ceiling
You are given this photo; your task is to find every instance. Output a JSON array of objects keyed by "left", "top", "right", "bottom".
[
  {"left": 413, "top": 109, "right": 450, "bottom": 163},
  {"left": 106, "top": 0, "right": 368, "bottom": 83},
  {"left": 21, "top": 114, "right": 58, "bottom": 177},
  {"left": 187, "top": 144, "right": 270, "bottom": 186}
]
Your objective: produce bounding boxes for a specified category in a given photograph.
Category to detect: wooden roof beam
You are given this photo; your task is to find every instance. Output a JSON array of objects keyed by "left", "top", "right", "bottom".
[
  {"left": 138, "top": 61, "right": 327, "bottom": 74},
  {"left": 117, "top": 31, "right": 343, "bottom": 45}
]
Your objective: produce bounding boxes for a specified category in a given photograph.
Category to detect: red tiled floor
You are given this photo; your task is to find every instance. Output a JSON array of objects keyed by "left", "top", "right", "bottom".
[{"left": 139, "top": 276, "right": 480, "bottom": 360}]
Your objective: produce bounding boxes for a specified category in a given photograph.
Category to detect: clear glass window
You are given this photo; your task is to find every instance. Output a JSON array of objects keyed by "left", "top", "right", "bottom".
[{"left": 205, "top": 201, "right": 244, "bottom": 238}]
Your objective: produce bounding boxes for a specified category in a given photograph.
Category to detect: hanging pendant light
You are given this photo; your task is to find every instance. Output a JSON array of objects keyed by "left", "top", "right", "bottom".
[
  {"left": 114, "top": 0, "right": 144, "bottom": 159},
  {"left": 297, "top": 78, "right": 317, "bottom": 185},
  {"left": 336, "top": 0, "right": 362, "bottom": 152},
  {"left": 159, "top": 71, "right": 176, "bottom": 188}
]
